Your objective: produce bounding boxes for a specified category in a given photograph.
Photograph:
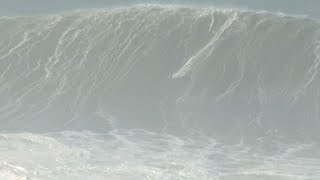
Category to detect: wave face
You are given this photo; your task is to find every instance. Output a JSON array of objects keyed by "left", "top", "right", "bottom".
[{"left": 1, "top": 6, "right": 320, "bottom": 139}]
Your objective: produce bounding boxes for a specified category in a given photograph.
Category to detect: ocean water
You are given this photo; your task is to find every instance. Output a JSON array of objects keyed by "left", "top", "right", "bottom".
[{"left": 0, "top": 2, "right": 320, "bottom": 180}]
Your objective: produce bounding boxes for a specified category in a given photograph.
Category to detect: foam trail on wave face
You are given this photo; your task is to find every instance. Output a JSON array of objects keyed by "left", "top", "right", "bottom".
[{"left": 172, "top": 10, "right": 238, "bottom": 79}]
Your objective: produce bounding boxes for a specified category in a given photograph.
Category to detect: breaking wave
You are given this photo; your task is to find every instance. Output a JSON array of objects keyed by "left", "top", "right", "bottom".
[
  {"left": 1, "top": 6, "right": 320, "bottom": 138},
  {"left": 1, "top": 6, "right": 320, "bottom": 179}
]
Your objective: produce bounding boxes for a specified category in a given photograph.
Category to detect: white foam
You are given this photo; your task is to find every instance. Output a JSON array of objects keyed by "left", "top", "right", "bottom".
[{"left": 0, "top": 131, "right": 319, "bottom": 179}]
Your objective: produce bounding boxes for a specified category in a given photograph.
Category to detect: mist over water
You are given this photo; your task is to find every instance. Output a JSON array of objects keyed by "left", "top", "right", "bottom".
[{"left": 0, "top": 1, "right": 320, "bottom": 179}]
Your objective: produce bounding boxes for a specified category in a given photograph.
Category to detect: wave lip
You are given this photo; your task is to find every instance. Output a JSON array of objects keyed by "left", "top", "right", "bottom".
[{"left": 1, "top": 0, "right": 320, "bottom": 19}]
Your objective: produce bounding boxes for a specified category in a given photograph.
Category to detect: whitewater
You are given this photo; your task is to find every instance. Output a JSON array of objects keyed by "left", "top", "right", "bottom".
[{"left": 1, "top": 5, "right": 320, "bottom": 179}]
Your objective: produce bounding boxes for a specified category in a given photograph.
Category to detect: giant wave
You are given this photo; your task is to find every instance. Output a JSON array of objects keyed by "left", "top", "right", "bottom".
[
  {"left": 1, "top": 6, "right": 320, "bottom": 139},
  {"left": 1, "top": 6, "right": 320, "bottom": 179}
]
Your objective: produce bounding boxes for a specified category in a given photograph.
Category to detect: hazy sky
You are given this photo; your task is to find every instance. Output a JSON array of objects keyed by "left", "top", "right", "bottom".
[{"left": 0, "top": 0, "right": 319, "bottom": 18}]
